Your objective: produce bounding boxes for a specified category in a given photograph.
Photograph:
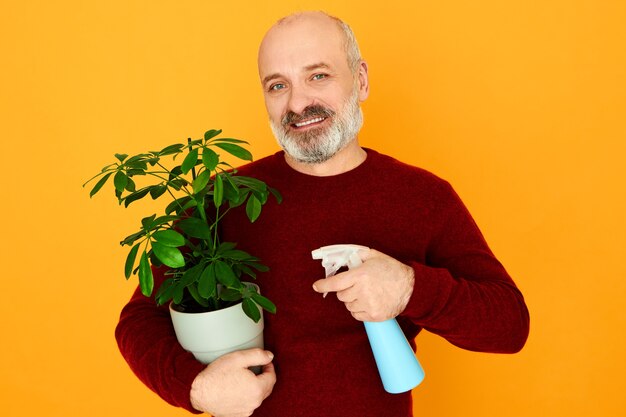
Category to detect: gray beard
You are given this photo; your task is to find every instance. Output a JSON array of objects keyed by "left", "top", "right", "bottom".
[{"left": 269, "top": 89, "right": 363, "bottom": 164}]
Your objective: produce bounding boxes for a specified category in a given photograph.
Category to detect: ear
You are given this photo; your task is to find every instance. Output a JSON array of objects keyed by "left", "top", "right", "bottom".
[{"left": 356, "top": 60, "right": 369, "bottom": 101}]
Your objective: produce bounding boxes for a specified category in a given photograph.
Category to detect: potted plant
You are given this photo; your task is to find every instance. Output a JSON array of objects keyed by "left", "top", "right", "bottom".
[{"left": 84, "top": 129, "right": 281, "bottom": 363}]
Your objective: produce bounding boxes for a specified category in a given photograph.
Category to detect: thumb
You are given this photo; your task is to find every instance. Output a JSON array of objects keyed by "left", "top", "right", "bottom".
[
  {"left": 229, "top": 348, "right": 274, "bottom": 368},
  {"left": 256, "top": 362, "right": 277, "bottom": 393}
]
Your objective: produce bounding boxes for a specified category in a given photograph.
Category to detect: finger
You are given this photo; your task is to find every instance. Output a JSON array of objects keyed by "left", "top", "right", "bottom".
[
  {"left": 350, "top": 311, "right": 371, "bottom": 322},
  {"left": 313, "top": 270, "right": 355, "bottom": 295},
  {"left": 260, "top": 361, "right": 275, "bottom": 375},
  {"left": 358, "top": 247, "right": 375, "bottom": 261},
  {"left": 336, "top": 286, "right": 358, "bottom": 303},
  {"left": 256, "top": 363, "right": 277, "bottom": 397},
  {"left": 344, "top": 300, "right": 361, "bottom": 312}
]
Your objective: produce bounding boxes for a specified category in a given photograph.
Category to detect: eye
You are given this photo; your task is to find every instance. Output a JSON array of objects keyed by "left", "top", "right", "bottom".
[
  {"left": 269, "top": 83, "right": 286, "bottom": 92},
  {"left": 312, "top": 73, "right": 328, "bottom": 81}
]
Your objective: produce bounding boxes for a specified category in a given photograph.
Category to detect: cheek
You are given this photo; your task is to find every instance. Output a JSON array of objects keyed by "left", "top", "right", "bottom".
[
  {"left": 326, "top": 87, "right": 354, "bottom": 111},
  {"left": 264, "top": 97, "right": 286, "bottom": 123}
]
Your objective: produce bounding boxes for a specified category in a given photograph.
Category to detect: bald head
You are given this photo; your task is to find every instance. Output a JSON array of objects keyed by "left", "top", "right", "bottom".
[{"left": 259, "top": 11, "right": 362, "bottom": 76}]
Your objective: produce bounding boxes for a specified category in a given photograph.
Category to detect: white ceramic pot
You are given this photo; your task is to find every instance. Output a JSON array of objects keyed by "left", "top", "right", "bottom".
[{"left": 170, "top": 296, "right": 264, "bottom": 364}]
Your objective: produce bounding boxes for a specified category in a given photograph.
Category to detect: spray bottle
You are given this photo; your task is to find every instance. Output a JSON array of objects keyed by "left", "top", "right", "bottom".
[{"left": 311, "top": 244, "right": 425, "bottom": 394}]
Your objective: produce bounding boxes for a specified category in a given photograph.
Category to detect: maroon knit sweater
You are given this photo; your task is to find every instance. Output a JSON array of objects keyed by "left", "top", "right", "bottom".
[{"left": 115, "top": 149, "right": 529, "bottom": 416}]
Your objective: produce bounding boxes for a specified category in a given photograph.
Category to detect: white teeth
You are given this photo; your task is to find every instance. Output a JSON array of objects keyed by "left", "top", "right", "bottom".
[{"left": 295, "top": 117, "right": 325, "bottom": 127}]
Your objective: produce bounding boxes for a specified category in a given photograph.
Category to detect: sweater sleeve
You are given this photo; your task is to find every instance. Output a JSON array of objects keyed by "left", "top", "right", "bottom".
[
  {"left": 115, "top": 265, "right": 206, "bottom": 413},
  {"left": 400, "top": 183, "right": 530, "bottom": 353}
]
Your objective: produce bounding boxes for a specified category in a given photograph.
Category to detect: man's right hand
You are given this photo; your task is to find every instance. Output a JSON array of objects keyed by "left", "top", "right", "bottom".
[{"left": 190, "top": 348, "right": 276, "bottom": 417}]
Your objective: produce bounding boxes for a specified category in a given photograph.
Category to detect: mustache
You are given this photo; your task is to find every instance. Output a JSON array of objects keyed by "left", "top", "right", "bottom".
[{"left": 282, "top": 105, "right": 335, "bottom": 126}]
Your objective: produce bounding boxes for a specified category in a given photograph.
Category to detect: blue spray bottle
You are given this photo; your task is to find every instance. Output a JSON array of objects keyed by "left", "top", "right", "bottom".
[{"left": 312, "top": 244, "right": 425, "bottom": 394}]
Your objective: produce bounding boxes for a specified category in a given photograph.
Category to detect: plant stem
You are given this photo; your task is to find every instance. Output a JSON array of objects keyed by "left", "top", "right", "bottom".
[
  {"left": 212, "top": 205, "right": 220, "bottom": 254},
  {"left": 188, "top": 138, "right": 197, "bottom": 181}
]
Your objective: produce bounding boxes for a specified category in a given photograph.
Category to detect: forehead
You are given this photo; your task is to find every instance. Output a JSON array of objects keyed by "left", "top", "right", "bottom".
[{"left": 258, "top": 15, "right": 348, "bottom": 79}]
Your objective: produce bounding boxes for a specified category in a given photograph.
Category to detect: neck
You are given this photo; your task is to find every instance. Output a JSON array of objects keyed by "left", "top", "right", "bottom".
[{"left": 284, "top": 140, "right": 367, "bottom": 177}]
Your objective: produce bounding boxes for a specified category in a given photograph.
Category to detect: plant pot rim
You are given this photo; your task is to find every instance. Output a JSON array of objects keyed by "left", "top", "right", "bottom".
[{"left": 169, "top": 299, "right": 242, "bottom": 315}]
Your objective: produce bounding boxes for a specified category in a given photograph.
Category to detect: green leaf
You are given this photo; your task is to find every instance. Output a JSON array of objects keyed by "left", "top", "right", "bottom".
[
  {"left": 173, "top": 282, "right": 184, "bottom": 305},
  {"left": 234, "top": 176, "right": 267, "bottom": 191},
  {"left": 214, "top": 260, "right": 237, "bottom": 287},
  {"left": 192, "top": 170, "right": 211, "bottom": 194},
  {"left": 187, "top": 284, "right": 210, "bottom": 307},
  {"left": 138, "top": 251, "right": 154, "bottom": 297},
  {"left": 218, "top": 161, "right": 235, "bottom": 171},
  {"left": 204, "top": 129, "right": 222, "bottom": 141},
  {"left": 146, "top": 157, "right": 160, "bottom": 166},
  {"left": 248, "top": 261, "right": 270, "bottom": 272},
  {"left": 181, "top": 149, "right": 199, "bottom": 174},
  {"left": 179, "top": 263, "right": 204, "bottom": 287},
  {"left": 125, "top": 169, "right": 146, "bottom": 177},
  {"left": 216, "top": 242, "right": 237, "bottom": 253},
  {"left": 242, "top": 298, "right": 261, "bottom": 323},
  {"left": 213, "top": 174, "right": 224, "bottom": 207},
  {"left": 126, "top": 153, "right": 151, "bottom": 164},
  {"left": 125, "top": 161, "right": 148, "bottom": 171},
  {"left": 177, "top": 217, "right": 211, "bottom": 240},
  {"left": 88, "top": 172, "right": 112, "bottom": 197},
  {"left": 113, "top": 171, "right": 129, "bottom": 193},
  {"left": 124, "top": 243, "right": 141, "bottom": 279},
  {"left": 169, "top": 165, "right": 183, "bottom": 178},
  {"left": 165, "top": 196, "right": 192, "bottom": 215},
  {"left": 222, "top": 182, "right": 238, "bottom": 202},
  {"left": 246, "top": 195, "right": 262, "bottom": 222},
  {"left": 202, "top": 148, "right": 219, "bottom": 171},
  {"left": 152, "top": 215, "right": 179, "bottom": 227},
  {"left": 100, "top": 163, "right": 117, "bottom": 172},
  {"left": 160, "top": 143, "right": 184, "bottom": 156},
  {"left": 228, "top": 189, "right": 250, "bottom": 208},
  {"left": 213, "top": 137, "right": 249, "bottom": 144},
  {"left": 120, "top": 229, "right": 146, "bottom": 246},
  {"left": 269, "top": 187, "right": 283, "bottom": 204},
  {"left": 251, "top": 293, "right": 277, "bottom": 314},
  {"left": 115, "top": 153, "right": 128, "bottom": 162},
  {"left": 123, "top": 187, "right": 151, "bottom": 207},
  {"left": 220, "top": 249, "right": 255, "bottom": 261},
  {"left": 214, "top": 143, "right": 253, "bottom": 161},
  {"left": 180, "top": 199, "right": 198, "bottom": 213},
  {"left": 155, "top": 278, "right": 176, "bottom": 305},
  {"left": 253, "top": 189, "right": 269, "bottom": 205},
  {"left": 219, "top": 173, "right": 237, "bottom": 202},
  {"left": 152, "top": 230, "right": 185, "bottom": 247},
  {"left": 148, "top": 251, "right": 162, "bottom": 267},
  {"left": 198, "top": 264, "right": 217, "bottom": 298},
  {"left": 149, "top": 184, "right": 167, "bottom": 199},
  {"left": 168, "top": 178, "right": 188, "bottom": 191},
  {"left": 239, "top": 265, "right": 257, "bottom": 279},
  {"left": 141, "top": 214, "right": 156, "bottom": 230},
  {"left": 220, "top": 288, "right": 242, "bottom": 302},
  {"left": 125, "top": 176, "right": 136, "bottom": 192},
  {"left": 151, "top": 241, "right": 185, "bottom": 268}
]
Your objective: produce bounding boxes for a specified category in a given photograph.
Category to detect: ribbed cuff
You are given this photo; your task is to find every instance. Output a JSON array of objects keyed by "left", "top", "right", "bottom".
[{"left": 400, "top": 261, "right": 453, "bottom": 324}]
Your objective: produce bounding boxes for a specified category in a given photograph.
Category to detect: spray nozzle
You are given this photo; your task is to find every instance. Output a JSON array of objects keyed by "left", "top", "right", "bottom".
[
  {"left": 311, "top": 244, "right": 369, "bottom": 297},
  {"left": 311, "top": 244, "right": 368, "bottom": 275}
]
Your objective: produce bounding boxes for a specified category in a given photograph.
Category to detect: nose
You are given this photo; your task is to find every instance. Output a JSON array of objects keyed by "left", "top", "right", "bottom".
[{"left": 286, "top": 83, "right": 316, "bottom": 115}]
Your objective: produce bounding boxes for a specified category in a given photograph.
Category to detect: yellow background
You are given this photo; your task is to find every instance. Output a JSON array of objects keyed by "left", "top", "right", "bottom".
[{"left": 1, "top": 1, "right": 625, "bottom": 416}]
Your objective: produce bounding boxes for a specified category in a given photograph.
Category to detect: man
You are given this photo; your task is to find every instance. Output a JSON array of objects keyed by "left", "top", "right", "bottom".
[{"left": 116, "top": 11, "right": 529, "bottom": 417}]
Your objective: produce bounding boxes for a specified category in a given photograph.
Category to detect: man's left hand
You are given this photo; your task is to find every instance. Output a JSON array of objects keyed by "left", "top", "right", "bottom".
[{"left": 312, "top": 249, "right": 415, "bottom": 322}]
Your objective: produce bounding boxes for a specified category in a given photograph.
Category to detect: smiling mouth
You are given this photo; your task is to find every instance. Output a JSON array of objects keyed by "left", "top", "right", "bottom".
[{"left": 292, "top": 117, "right": 327, "bottom": 129}]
